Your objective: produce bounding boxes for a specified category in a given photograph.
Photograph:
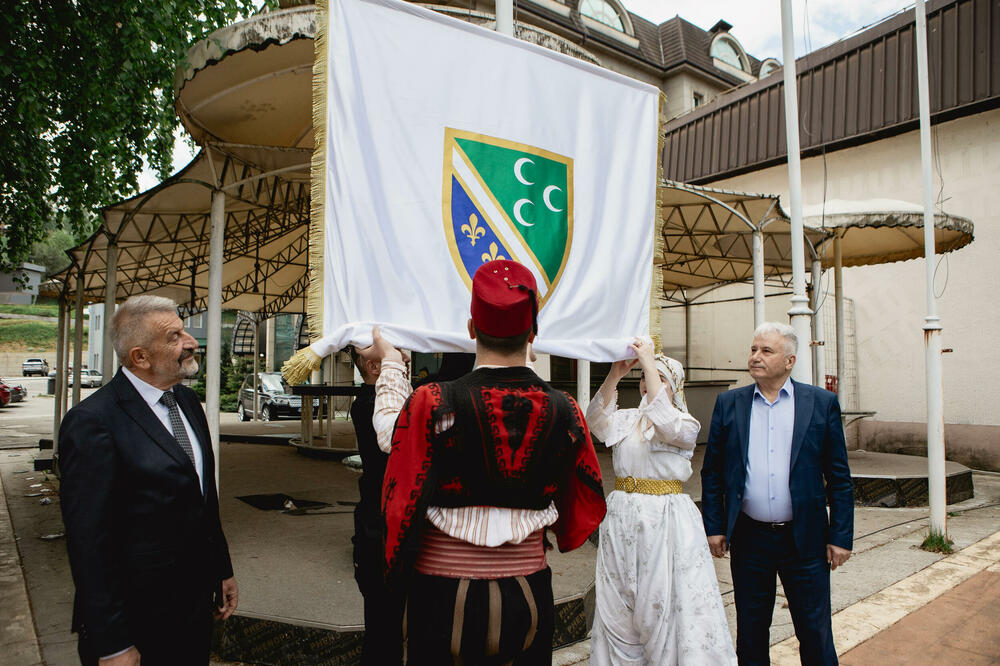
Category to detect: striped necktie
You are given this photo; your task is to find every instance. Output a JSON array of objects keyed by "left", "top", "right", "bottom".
[{"left": 159, "top": 390, "right": 197, "bottom": 468}]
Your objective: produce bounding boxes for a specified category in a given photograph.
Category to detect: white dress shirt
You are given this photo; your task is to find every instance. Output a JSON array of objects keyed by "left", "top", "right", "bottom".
[
  {"left": 373, "top": 360, "right": 558, "bottom": 547},
  {"left": 122, "top": 366, "right": 205, "bottom": 492},
  {"left": 742, "top": 378, "right": 794, "bottom": 523}
]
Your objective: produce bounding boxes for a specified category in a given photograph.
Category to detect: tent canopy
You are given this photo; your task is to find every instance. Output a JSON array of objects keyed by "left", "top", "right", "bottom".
[
  {"left": 658, "top": 180, "right": 826, "bottom": 303},
  {"left": 58, "top": 145, "right": 310, "bottom": 316},
  {"left": 804, "top": 199, "right": 974, "bottom": 268}
]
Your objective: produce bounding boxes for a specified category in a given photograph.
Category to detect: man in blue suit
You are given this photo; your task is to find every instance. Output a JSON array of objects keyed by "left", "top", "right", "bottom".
[{"left": 701, "top": 322, "right": 853, "bottom": 665}]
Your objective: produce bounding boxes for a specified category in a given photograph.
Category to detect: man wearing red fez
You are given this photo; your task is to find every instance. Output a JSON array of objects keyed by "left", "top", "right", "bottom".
[{"left": 369, "top": 259, "right": 606, "bottom": 664}]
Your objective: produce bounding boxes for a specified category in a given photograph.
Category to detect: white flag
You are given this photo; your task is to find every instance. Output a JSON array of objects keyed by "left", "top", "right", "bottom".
[{"left": 314, "top": 0, "right": 658, "bottom": 361}]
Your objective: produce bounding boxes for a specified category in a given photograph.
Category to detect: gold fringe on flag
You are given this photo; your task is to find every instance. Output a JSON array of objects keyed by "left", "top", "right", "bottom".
[
  {"left": 281, "top": 346, "right": 323, "bottom": 386},
  {"left": 283, "top": 0, "right": 330, "bottom": 386},
  {"left": 307, "top": 0, "right": 329, "bottom": 348},
  {"left": 650, "top": 92, "right": 667, "bottom": 354}
]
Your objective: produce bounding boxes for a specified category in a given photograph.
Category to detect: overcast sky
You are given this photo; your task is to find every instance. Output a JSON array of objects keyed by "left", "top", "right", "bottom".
[
  {"left": 621, "top": 0, "right": 915, "bottom": 60},
  {"left": 140, "top": 0, "right": 918, "bottom": 190}
]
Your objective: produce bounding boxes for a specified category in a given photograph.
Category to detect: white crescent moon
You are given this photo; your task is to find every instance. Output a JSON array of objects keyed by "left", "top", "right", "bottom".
[
  {"left": 513, "top": 199, "right": 534, "bottom": 227},
  {"left": 514, "top": 158, "right": 535, "bottom": 186},
  {"left": 543, "top": 185, "right": 564, "bottom": 212}
]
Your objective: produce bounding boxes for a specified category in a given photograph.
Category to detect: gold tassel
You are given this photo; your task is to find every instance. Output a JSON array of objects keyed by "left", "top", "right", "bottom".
[
  {"left": 306, "top": 0, "right": 330, "bottom": 346},
  {"left": 650, "top": 92, "right": 667, "bottom": 354},
  {"left": 281, "top": 346, "right": 323, "bottom": 386}
]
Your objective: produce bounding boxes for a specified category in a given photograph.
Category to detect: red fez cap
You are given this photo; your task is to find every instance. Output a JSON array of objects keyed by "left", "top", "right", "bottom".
[{"left": 471, "top": 260, "right": 538, "bottom": 337}]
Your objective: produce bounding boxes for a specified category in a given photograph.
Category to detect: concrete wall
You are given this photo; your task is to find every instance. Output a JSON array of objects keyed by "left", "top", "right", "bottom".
[
  {"left": 700, "top": 107, "right": 1000, "bottom": 461},
  {"left": 660, "top": 71, "right": 728, "bottom": 121},
  {"left": 859, "top": 420, "right": 1000, "bottom": 472}
]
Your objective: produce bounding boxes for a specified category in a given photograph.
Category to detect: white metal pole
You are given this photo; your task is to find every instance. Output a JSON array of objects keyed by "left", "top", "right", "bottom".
[
  {"left": 206, "top": 190, "right": 226, "bottom": 489},
  {"left": 61, "top": 299, "right": 71, "bottom": 416},
  {"left": 496, "top": 0, "right": 514, "bottom": 36},
  {"left": 253, "top": 319, "right": 260, "bottom": 422},
  {"left": 752, "top": 229, "right": 765, "bottom": 328},
  {"left": 834, "top": 235, "right": 845, "bottom": 402},
  {"left": 576, "top": 360, "right": 590, "bottom": 413},
  {"left": 914, "top": 0, "right": 947, "bottom": 538},
  {"left": 53, "top": 299, "right": 68, "bottom": 456},
  {"left": 72, "top": 275, "right": 85, "bottom": 406},
  {"left": 779, "top": 0, "right": 813, "bottom": 382},
  {"left": 811, "top": 258, "right": 825, "bottom": 386},
  {"left": 102, "top": 243, "right": 117, "bottom": 381}
]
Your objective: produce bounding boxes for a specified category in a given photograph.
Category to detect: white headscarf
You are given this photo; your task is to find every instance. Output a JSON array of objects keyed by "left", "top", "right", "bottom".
[{"left": 653, "top": 354, "right": 688, "bottom": 413}]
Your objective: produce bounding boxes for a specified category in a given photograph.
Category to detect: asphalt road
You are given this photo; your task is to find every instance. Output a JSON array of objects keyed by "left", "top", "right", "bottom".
[{"left": 0, "top": 379, "right": 99, "bottom": 450}]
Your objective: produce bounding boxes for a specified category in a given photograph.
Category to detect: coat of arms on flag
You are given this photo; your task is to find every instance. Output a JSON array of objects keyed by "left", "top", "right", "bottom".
[{"left": 442, "top": 128, "right": 573, "bottom": 307}]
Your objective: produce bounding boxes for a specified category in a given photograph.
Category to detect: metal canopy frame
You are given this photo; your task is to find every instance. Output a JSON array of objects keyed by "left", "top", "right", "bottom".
[
  {"left": 56, "top": 145, "right": 311, "bottom": 319},
  {"left": 658, "top": 180, "right": 826, "bottom": 307}
]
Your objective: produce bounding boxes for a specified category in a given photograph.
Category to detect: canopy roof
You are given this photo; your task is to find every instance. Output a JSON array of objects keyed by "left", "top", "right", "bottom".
[
  {"left": 61, "top": 145, "right": 310, "bottom": 315},
  {"left": 658, "top": 180, "right": 826, "bottom": 303},
  {"left": 175, "top": 5, "right": 317, "bottom": 149},
  {"left": 803, "top": 199, "right": 975, "bottom": 268}
]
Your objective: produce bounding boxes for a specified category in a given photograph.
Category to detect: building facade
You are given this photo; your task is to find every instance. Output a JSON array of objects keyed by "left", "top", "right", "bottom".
[{"left": 660, "top": 0, "right": 1000, "bottom": 468}]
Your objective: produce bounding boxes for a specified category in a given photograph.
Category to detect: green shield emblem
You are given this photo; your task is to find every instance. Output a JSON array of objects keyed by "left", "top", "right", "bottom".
[{"left": 442, "top": 128, "right": 573, "bottom": 306}]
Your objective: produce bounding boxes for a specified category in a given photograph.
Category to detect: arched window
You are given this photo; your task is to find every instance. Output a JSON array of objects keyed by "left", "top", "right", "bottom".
[
  {"left": 711, "top": 35, "right": 746, "bottom": 71},
  {"left": 579, "top": 0, "right": 625, "bottom": 33},
  {"left": 759, "top": 59, "right": 781, "bottom": 77}
]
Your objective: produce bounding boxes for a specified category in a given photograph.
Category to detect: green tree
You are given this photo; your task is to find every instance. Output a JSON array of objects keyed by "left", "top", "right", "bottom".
[
  {"left": 1, "top": 1, "right": 265, "bottom": 273},
  {"left": 28, "top": 228, "right": 77, "bottom": 277}
]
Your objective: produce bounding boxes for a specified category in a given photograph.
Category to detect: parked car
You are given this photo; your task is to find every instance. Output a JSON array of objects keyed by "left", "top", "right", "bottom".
[
  {"left": 22, "top": 358, "right": 50, "bottom": 377},
  {"left": 68, "top": 369, "right": 103, "bottom": 388},
  {"left": 7, "top": 382, "right": 26, "bottom": 403},
  {"left": 0, "top": 380, "right": 10, "bottom": 407},
  {"left": 237, "top": 372, "right": 313, "bottom": 421}
]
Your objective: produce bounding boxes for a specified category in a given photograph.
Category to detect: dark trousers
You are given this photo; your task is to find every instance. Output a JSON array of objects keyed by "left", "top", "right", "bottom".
[
  {"left": 405, "top": 567, "right": 554, "bottom": 665},
  {"left": 76, "top": 591, "right": 213, "bottom": 666},
  {"left": 353, "top": 516, "right": 405, "bottom": 666},
  {"left": 730, "top": 513, "right": 837, "bottom": 666}
]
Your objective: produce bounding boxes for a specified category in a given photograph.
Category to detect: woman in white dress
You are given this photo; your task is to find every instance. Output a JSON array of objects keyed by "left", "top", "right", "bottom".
[{"left": 588, "top": 338, "right": 736, "bottom": 665}]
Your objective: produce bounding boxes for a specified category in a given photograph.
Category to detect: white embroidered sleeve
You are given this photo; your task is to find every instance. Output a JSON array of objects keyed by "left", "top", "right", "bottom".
[
  {"left": 585, "top": 388, "right": 625, "bottom": 447},
  {"left": 373, "top": 360, "right": 411, "bottom": 453},
  {"left": 641, "top": 386, "right": 701, "bottom": 452}
]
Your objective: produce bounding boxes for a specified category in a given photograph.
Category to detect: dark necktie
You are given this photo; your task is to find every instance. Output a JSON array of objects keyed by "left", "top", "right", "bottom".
[{"left": 159, "top": 390, "right": 198, "bottom": 469}]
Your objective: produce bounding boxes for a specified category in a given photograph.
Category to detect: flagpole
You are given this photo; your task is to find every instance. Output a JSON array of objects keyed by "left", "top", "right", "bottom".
[
  {"left": 496, "top": 0, "right": 513, "bottom": 36},
  {"left": 779, "top": 0, "right": 812, "bottom": 383},
  {"left": 914, "top": 0, "right": 947, "bottom": 539}
]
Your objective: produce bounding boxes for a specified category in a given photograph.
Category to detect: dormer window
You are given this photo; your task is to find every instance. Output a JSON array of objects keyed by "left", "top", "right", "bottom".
[
  {"left": 579, "top": 0, "right": 625, "bottom": 33},
  {"left": 759, "top": 58, "right": 781, "bottom": 77},
  {"left": 711, "top": 35, "right": 745, "bottom": 72}
]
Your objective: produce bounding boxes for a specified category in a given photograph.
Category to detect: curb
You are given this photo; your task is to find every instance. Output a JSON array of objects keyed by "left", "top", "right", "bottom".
[
  {"left": 0, "top": 463, "right": 44, "bottom": 664},
  {"left": 771, "top": 530, "right": 1000, "bottom": 663}
]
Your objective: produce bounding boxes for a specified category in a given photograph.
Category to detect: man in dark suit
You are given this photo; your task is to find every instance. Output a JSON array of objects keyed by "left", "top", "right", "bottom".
[
  {"left": 348, "top": 343, "right": 405, "bottom": 665},
  {"left": 701, "top": 322, "right": 853, "bottom": 665},
  {"left": 59, "top": 295, "right": 237, "bottom": 665}
]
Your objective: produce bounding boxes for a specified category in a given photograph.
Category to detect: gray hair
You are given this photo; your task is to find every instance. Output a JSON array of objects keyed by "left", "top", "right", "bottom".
[
  {"left": 111, "top": 295, "right": 179, "bottom": 366},
  {"left": 753, "top": 322, "right": 797, "bottom": 356}
]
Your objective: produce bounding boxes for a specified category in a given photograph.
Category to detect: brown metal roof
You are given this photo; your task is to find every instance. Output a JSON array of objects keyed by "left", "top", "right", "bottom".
[
  {"left": 658, "top": 16, "right": 762, "bottom": 83},
  {"left": 513, "top": 1, "right": 756, "bottom": 87},
  {"left": 661, "top": 0, "right": 1000, "bottom": 184}
]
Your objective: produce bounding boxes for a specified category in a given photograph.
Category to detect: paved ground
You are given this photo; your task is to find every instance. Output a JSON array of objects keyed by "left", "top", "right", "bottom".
[
  {"left": 840, "top": 565, "right": 1000, "bottom": 664},
  {"left": 2, "top": 397, "right": 999, "bottom": 664}
]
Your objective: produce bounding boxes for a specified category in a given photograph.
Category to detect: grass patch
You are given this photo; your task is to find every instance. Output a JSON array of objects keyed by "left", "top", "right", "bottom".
[
  {"left": 0, "top": 303, "right": 60, "bottom": 317},
  {"left": 0, "top": 320, "right": 87, "bottom": 352},
  {"left": 920, "top": 532, "right": 954, "bottom": 554}
]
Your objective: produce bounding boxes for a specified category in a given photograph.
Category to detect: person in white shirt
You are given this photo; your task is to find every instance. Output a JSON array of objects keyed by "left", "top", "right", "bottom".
[{"left": 588, "top": 338, "right": 736, "bottom": 665}]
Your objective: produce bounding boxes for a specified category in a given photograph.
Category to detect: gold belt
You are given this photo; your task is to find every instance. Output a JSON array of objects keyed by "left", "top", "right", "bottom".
[{"left": 614, "top": 476, "right": 683, "bottom": 495}]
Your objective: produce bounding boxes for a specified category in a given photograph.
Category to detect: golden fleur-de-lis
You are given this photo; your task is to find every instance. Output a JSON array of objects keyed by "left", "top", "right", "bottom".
[
  {"left": 461, "top": 214, "right": 486, "bottom": 246},
  {"left": 481, "top": 242, "right": 505, "bottom": 263}
]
